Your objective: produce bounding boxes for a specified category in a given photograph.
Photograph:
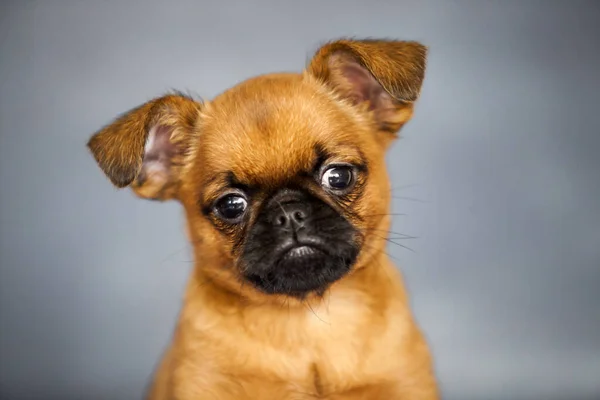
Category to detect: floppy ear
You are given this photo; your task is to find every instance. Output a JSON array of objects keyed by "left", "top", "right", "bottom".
[
  {"left": 308, "top": 38, "right": 427, "bottom": 138},
  {"left": 87, "top": 94, "right": 202, "bottom": 201}
]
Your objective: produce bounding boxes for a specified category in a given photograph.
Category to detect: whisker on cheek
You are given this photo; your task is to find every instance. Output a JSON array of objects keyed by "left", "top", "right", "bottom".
[
  {"left": 360, "top": 242, "right": 404, "bottom": 264},
  {"left": 159, "top": 244, "right": 193, "bottom": 265},
  {"left": 391, "top": 195, "right": 428, "bottom": 203},
  {"left": 389, "top": 184, "right": 421, "bottom": 192}
]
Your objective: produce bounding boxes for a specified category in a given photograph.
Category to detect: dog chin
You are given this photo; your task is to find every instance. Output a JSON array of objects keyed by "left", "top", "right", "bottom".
[{"left": 243, "top": 244, "right": 358, "bottom": 296}]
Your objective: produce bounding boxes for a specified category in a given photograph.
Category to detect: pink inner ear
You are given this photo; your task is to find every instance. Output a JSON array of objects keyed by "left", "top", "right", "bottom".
[
  {"left": 338, "top": 60, "right": 391, "bottom": 111},
  {"left": 137, "top": 124, "right": 177, "bottom": 186}
]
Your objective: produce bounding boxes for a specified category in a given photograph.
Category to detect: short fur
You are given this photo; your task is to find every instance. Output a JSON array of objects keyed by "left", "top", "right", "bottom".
[{"left": 87, "top": 38, "right": 438, "bottom": 399}]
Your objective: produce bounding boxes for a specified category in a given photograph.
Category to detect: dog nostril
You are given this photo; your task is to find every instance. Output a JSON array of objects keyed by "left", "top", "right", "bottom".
[
  {"left": 275, "top": 215, "right": 288, "bottom": 227},
  {"left": 293, "top": 211, "right": 305, "bottom": 222}
]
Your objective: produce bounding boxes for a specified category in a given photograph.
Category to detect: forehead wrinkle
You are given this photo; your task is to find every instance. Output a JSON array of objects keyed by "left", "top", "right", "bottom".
[{"left": 230, "top": 129, "right": 316, "bottom": 186}]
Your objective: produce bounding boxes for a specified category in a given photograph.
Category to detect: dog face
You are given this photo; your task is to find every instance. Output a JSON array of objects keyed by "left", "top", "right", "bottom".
[{"left": 88, "top": 39, "right": 427, "bottom": 298}]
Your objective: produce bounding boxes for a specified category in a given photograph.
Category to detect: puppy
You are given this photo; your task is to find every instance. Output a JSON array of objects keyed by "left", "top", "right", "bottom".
[{"left": 87, "top": 38, "right": 438, "bottom": 399}]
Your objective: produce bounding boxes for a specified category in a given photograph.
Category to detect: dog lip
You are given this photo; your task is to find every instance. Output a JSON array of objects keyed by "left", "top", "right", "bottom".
[
  {"left": 274, "top": 235, "right": 329, "bottom": 258},
  {"left": 282, "top": 245, "right": 323, "bottom": 260},
  {"left": 296, "top": 233, "right": 329, "bottom": 250}
]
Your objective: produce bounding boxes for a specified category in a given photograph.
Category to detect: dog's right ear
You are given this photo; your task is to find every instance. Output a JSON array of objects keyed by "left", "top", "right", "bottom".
[{"left": 87, "top": 94, "right": 202, "bottom": 201}]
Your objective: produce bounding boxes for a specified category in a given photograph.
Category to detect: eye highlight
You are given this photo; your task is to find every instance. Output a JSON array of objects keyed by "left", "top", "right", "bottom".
[
  {"left": 214, "top": 194, "right": 248, "bottom": 222},
  {"left": 320, "top": 165, "right": 355, "bottom": 192}
]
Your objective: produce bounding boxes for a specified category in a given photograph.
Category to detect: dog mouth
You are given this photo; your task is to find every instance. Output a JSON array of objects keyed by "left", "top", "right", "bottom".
[
  {"left": 243, "top": 241, "right": 356, "bottom": 297},
  {"left": 279, "top": 244, "right": 325, "bottom": 262}
]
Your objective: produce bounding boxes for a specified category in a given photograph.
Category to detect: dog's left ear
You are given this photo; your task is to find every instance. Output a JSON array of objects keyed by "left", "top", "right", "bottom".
[{"left": 308, "top": 38, "right": 427, "bottom": 138}]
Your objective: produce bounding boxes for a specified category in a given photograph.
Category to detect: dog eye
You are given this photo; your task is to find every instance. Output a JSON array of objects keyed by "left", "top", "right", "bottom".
[
  {"left": 215, "top": 194, "right": 248, "bottom": 222},
  {"left": 321, "top": 166, "right": 354, "bottom": 191}
]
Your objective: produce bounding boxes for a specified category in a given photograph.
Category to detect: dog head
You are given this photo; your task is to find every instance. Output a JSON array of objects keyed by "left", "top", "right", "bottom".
[{"left": 88, "top": 39, "right": 427, "bottom": 299}]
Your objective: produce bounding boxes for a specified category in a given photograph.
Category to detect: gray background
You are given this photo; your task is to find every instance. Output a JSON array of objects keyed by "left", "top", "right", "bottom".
[{"left": 1, "top": 1, "right": 599, "bottom": 399}]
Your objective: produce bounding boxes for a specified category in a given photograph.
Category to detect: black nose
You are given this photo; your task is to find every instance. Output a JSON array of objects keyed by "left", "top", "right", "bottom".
[{"left": 271, "top": 202, "right": 309, "bottom": 229}]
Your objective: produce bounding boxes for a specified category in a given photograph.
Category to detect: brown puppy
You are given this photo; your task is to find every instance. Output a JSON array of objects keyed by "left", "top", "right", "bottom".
[{"left": 87, "top": 38, "right": 438, "bottom": 399}]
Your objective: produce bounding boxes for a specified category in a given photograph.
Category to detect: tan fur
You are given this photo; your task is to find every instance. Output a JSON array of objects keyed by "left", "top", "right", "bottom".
[{"left": 88, "top": 38, "right": 438, "bottom": 399}]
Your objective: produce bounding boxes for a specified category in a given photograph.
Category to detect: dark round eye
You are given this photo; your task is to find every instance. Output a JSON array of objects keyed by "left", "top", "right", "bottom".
[
  {"left": 321, "top": 166, "right": 354, "bottom": 191},
  {"left": 215, "top": 194, "right": 248, "bottom": 221}
]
